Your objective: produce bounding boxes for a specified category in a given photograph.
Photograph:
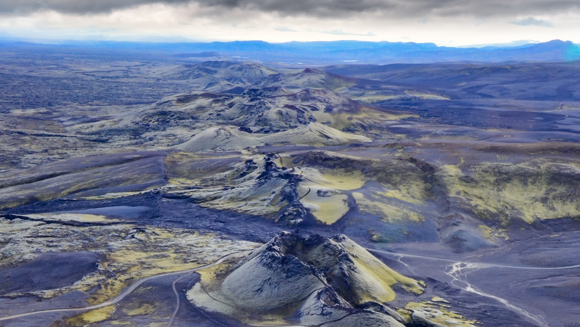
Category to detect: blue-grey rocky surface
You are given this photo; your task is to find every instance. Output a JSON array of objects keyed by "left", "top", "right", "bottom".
[{"left": 1, "top": 44, "right": 580, "bottom": 327}]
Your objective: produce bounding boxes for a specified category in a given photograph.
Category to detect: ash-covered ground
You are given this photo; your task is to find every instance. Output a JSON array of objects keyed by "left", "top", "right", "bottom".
[{"left": 1, "top": 44, "right": 580, "bottom": 327}]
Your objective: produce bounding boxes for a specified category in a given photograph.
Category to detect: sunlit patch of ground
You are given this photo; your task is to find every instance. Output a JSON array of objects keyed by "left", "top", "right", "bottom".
[
  {"left": 23, "top": 213, "right": 119, "bottom": 223},
  {"left": 441, "top": 162, "right": 580, "bottom": 223},
  {"left": 352, "top": 192, "right": 424, "bottom": 223},
  {"left": 351, "top": 94, "right": 398, "bottom": 103},
  {"left": 67, "top": 306, "right": 116, "bottom": 326},
  {"left": 405, "top": 300, "right": 477, "bottom": 327},
  {"left": 298, "top": 168, "right": 366, "bottom": 224},
  {"left": 405, "top": 91, "right": 450, "bottom": 100},
  {"left": 0, "top": 215, "right": 259, "bottom": 309}
]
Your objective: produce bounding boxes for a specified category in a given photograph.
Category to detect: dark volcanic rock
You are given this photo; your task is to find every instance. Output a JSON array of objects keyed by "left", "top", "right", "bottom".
[
  {"left": 0, "top": 252, "right": 98, "bottom": 295},
  {"left": 188, "top": 232, "right": 421, "bottom": 326}
]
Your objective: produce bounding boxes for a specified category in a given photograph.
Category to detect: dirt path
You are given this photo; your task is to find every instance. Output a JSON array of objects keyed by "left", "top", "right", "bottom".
[
  {"left": 366, "top": 247, "right": 580, "bottom": 327},
  {"left": 0, "top": 251, "right": 250, "bottom": 323}
]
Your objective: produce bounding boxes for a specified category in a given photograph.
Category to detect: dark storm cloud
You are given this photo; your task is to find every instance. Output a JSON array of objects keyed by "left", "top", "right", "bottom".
[{"left": 1, "top": 0, "right": 578, "bottom": 17}]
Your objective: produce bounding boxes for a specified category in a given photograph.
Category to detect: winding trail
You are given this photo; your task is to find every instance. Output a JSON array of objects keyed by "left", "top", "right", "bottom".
[
  {"left": 366, "top": 248, "right": 580, "bottom": 270},
  {"left": 3, "top": 246, "right": 578, "bottom": 325},
  {"left": 0, "top": 251, "right": 250, "bottom": 323},
  {"left": 167, "top": 272, "right": 193, "bottom": 327},
  {"left": 366, "top": 248, "right": 580, "bottom": 327},
  {"left": 446, "top": 262, "right": 550, "bottom": 327}
]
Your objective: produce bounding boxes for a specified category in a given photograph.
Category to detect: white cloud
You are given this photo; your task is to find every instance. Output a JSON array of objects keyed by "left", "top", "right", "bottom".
[
  {"left": 511, "top": 17, "right": 553, "bottom": 27},
  {"left": 0, "top": 4, "right": 579, "bottom": 45},
  {"left": 274, "top": 26, "right": 296, "bottom": 32},
  {"left": 321, "top": 30, "right": 376, "bottom": 36}
]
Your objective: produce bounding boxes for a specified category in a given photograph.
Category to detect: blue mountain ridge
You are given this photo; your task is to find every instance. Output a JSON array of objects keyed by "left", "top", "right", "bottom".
[{"left": 1, "top": 38, "right": 578, "bottom": 63}]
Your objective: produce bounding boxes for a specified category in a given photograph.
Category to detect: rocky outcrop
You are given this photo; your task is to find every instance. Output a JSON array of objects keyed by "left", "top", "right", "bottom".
[
  {"left": 438, "top": 213, "right": 499, "bottom": 253},
  {"left": 187, "top": 232, "right": 424, "bottom": 326},
  {"left": 412, "top": 310, "right": 447, "bottom": 327},
  {"left": 175, "top": 123, "right": 370, "bottom": 153},
  {"left": 321, "top": 312, "right": 405, "bottom": 327}
]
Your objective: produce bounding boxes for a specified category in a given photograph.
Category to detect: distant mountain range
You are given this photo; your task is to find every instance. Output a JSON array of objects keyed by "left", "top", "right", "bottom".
[{"left": 1, "top": 38, "right": 579, "bottom": 64}]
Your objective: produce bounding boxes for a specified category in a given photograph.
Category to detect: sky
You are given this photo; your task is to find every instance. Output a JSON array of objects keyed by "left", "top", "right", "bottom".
[{"left": 0, "top": 0, "right": 579, "bottom": 46}]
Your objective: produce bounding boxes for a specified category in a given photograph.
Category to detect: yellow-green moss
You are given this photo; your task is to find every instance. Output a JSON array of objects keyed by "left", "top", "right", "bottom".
[
  {"left": 479, "top": 225, "right": 509, "bottom": 241},
  {"left": 339, "top": 238, "right": 425, "bottom": 304},
  {"left": 405, "top": 301, "right": 477, "bottom": 327},
  {"left": 67, "top": 305, "right": 116, "bottom": 326},
  {"left": 124, "top": 303, "right": 157, "bottom": 316},
  {"left": 441, "top": 162, "right": 580, "bottom": 223},
  {"left": 298, "top": 169, "right": 366, "bottom": 224},
  {"left": 353, "top": 192, "right": 424, "bottom": 223}
]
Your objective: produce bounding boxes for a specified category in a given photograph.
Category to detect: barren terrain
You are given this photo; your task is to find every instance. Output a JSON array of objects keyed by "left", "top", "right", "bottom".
[{"left": 1, "top": 44, "right": 580, "bottom": 327}]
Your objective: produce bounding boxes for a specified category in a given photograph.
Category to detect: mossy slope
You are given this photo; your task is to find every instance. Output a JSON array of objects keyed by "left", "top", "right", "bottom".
[{"left": 187, "top": 232, "right": 423, "bottom": 326}]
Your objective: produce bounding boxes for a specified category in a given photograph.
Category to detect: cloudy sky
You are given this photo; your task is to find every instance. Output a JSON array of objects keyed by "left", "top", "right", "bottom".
[{"left": 0, "top": 0, "right": 579, "bottom": 46}]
